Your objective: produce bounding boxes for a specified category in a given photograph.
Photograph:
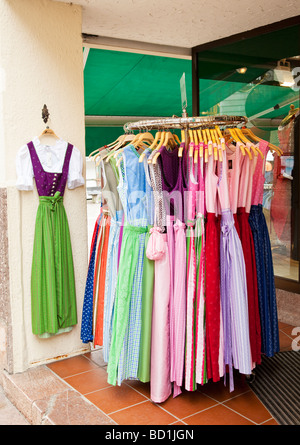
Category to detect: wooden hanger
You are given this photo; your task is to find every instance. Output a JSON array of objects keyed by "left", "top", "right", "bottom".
[
  {"left": 204, "top": 129, "right": 213, "bottom": 156},
  {"left": 90, "top": 133, "right": 128, "bottom": 159},
  {"left": 242, "top": 128, "right": 282, "bottom": 156},
  {"left": 202, "top": 128, "right": 209, "bottom": 163},
  {"left": 39, "top": 126, "right": 59, "bottom": 140},
  {"left": 111, "top": 131, "right": 153, "bottom": 164},
  {"left": 178, "top": 130, "right": 186, "bottom": 157},
  {"left": 188, "top": 129, "right": 194, "bottom": 158},
  {"left": 151, "top": 131, "right": 178, "bottom": 164},
  {"left": 96, "top": 134, "right": 134, "bottom": 165},
  {"left": 227, "top": 128, "right": 248, "bottom": 157},
  {"left": 193, "top": 130, "right": 199, "bottom": 163},
  {"left": 197, "top": 130, "right": 204, "bottom": 158},
  {"left": 235, "top": 128, "right": 259, "bottom": 158},
  {"left": 210, "top": 129, "right": 218, "bottom": 161},
  {"left": 212, "top": 129, "right": 223, "bottom": 162},
  {"left": 139, "top": 131, "right": 161, "bottom": 163}
]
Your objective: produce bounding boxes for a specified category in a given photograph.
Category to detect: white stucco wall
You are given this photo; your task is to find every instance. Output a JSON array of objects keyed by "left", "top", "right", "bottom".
[{"left": 0, "top": 0, "right": 89, "bottom": 373}]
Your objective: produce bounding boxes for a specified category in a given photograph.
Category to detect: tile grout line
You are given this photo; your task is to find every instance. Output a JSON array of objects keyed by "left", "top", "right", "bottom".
[
  {"left": 46, "top": 365, "right": 118, "bottom": 425},
  {"left": 47, "top": 342, "right": 289, "bottom": 426}
]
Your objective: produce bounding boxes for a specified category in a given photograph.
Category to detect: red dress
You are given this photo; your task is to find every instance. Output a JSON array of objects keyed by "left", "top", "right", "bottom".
[{"left": 205, "top": 150, "right": 221, "bottom": 382}]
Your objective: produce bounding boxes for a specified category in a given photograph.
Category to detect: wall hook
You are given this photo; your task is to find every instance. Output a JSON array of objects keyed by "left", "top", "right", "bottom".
[{"left": 42, "top": 104, "right": 50, "bottom": 125}]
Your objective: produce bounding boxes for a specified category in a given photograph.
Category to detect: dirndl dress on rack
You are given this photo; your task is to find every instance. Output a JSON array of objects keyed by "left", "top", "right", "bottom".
[
  {"left": 159, "top": 143, "right": 187, "bottom": 397},
  {"left": 25, "top": 140, "right": 78, "bottom": 337},
  {"left": 249, "top": 140, "right": 280, "bottom": 358},
  {"left": 147, "top": 158, "right": 171, "bottom": 403},
  {"left": 107, "top": 144, "right": 151, "bottom": 386},
  {"left": 205, "top": 148, "right": 222, "bottom": 383},
  {"left": 218, "top": 148, "right": 252, "bottom": 391}
]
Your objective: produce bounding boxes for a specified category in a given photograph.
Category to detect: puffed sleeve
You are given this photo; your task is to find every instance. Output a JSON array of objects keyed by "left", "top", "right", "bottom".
[
  {"left": 67, "top": 146, "right": 85, "bottom": 189},
  {"left": 15, "top": 144, "right": 34, "bottom": 191}
]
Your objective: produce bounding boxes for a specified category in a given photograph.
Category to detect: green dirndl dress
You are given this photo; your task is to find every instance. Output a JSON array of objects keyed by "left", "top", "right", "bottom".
[{"left": 27, "top": 141, "right": 77, "bottom": 338}]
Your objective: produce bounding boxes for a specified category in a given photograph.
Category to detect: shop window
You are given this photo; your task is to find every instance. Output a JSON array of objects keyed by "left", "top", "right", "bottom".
[{"left": 193, "top": 21, "right": 300, "bottom": 292}]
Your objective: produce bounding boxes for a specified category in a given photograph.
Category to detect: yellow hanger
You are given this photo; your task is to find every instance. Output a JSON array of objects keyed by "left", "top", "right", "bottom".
[
  {"left": 193, "top": 130, "right": 199, "bottom": 164},
  {"left": 202, "top": 129, "right": 209, "bottom": 162},
  {"left": 210, "top": 129, "right": 218, "bottom": 161},
  {"left": 197, "top": 130, "right": 204, "bottom": 158},
  {"left": 235, "top": 128, "right": 258, "bottom": 157},
  {"left": 242, "top": 128, "right": 281, "bottom": 157},
  {"left": 205, "top": 129, "right": 213, "bottom": 156},
  {"left": 188, "top": 129, "right": 194, "bottom": 158},
  {"left": 178, "top": 129, "right": 186, "bottom": 157},
  {"left": 151, "top": 131, "right": 167, "bottom": 164},
  {"left": 173, "top": 132, "right": 181, "bottom": 145},
  {"left": 228, "top": 128, "right": 246, "bottom": 157},
  {"left": 213, "top": 129, "right": 223, "bottom": 162},
  {"left": 240, "top": 128, "right": 265, "bottom": 158}
]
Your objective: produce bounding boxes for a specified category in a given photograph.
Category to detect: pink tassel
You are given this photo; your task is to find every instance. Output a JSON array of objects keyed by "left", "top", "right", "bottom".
[{"left": 146, "top": 227, "right": 166, "bottom": 260}]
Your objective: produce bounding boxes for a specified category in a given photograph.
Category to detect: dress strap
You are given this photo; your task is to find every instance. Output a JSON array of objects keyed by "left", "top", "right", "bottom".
[
  {"left": 27, "top": 141, "right": 42, "bottom": 173},
  {"left": 60, "top": 143, "right": 74, "bottom": 194}
]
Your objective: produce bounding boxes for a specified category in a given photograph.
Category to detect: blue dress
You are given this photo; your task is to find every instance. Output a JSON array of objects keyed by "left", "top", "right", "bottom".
[
  {"left": 107, "top": 145, "right": 153, "bottom": 386},
  {"left": 249, "top": 204, "right": 280, "bottom": 357}
]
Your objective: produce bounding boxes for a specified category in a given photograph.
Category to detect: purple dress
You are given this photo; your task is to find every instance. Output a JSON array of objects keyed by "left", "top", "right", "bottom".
[{"left": 27, "top": 141, "right": 78, "bottom": 337}]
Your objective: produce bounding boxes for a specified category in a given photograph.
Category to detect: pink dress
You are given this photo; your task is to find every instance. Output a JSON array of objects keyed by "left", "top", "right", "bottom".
[
  {"left": 185, "top": 146, "right": 206, "bottom": 390},
  {"left": 195, "top": 148, "right": 207, "bottom": 385},
  {"left": 237, "top": 145, "right": 262, "bottom": 366},
  {"left": 147, "top": 162, "right": 172, "bottom": 403}
]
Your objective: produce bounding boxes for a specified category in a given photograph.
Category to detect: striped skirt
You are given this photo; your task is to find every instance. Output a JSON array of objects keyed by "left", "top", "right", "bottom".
[
  {"left": 107, "top": 224, "right": 148, "bottom": 386},
  {"left": 220, "top": 209, "right": 252, "bottom": 391},
  {"left": 31, "top": 192, "right": 77, "bottom": 337}
]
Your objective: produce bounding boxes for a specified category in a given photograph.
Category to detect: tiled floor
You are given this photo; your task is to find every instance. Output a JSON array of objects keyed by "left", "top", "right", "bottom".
[{"left": 47, "top": 322, "right": 297, "bottom": 425}]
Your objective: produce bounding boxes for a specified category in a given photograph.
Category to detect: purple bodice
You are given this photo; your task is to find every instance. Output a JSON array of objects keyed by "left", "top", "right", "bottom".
[
  {"left": 27, "top": 141, "right": 73, "bottom": 197},
  {"left": 159, "top": 143, "right": 187, "bottom": 221}
]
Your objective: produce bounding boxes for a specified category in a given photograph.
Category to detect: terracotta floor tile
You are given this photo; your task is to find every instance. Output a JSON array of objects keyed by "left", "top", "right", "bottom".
[
  {"left": 279, "top": 331, "right": 293, "bottom": 351},
  {"left": 85, "top": 384, "right": 148, "bottom": 414},
  {"left": 124, "top": 380, "right": 151, "bottom": 398},
  {"left": 159, "top": 389, "right": 216, "bottom": 419},
  {"left": 184, "top": 404, "right": 255, "bottom": 425},
  {"left": 109, "top": 400, "right": 178, "bottom": 425},
  {"left": 199, "top": 375, "right": 250, "bottom": 403},
  {"left": 223, "top": 390, "right": 272, "bottom": 424},
  {"left": 84, "top": 348, "right": 107, "bottom": 367},
  {"left": 262, "top": 418, "right": 279, "bottom": 425},
  {"left": 47, "top": 355, "right": 98, "bottom": 378},
  {"left": 64, "top": 367, "right": 110, "bottom": 394},
  {"left": 278, "top": 322, "right": 294, "bottom": 331}
]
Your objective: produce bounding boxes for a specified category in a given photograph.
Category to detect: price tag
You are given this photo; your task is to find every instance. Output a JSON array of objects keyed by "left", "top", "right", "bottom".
[{"left": 180, "top": 72, "right": 187, "bottom": 111}]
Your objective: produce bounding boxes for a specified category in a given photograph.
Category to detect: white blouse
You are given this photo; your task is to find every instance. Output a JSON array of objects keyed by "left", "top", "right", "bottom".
[{"left": 16, "top": 137, "right": 85, "bottom": 191}]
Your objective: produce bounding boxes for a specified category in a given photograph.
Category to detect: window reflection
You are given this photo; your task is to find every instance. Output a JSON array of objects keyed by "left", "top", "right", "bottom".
[{"left": 198, "top": 48, "right": 299, "bottom": 284}]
